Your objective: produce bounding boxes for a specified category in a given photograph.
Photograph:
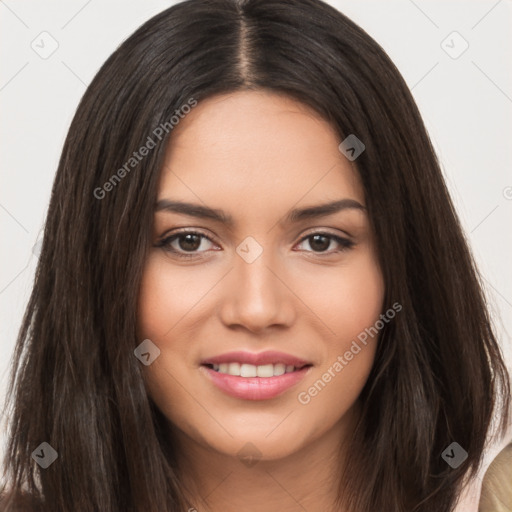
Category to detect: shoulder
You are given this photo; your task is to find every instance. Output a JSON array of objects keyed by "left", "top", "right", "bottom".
[
  {"left": 454, "top": 432, "right": 512, "bottom": 512},
  {"left": 479, "top": 442, "right": 512, "bottom": 512}
]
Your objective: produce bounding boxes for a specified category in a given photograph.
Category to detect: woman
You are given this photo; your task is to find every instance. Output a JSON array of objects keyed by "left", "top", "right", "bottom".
[{"left": 1, "top": 0, "right": 510, "bottom": 510}]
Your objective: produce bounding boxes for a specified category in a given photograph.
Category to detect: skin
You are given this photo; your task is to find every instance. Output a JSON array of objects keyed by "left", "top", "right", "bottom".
[{"left": 137, "top": 90, "right": 385, "bottom": 512}]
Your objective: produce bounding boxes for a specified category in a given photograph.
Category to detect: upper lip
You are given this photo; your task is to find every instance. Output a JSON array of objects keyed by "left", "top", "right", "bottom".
[{"left": 201, "top": 350, "right": 312, "bottom": 368}]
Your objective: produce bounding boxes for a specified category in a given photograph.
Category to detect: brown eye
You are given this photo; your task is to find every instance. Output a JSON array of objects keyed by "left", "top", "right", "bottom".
[
  {"left": 296, "top": 232, "right": 354, "bottom": 254},
  {"left": 156, "top": 231, "right": 218, "bottom": 259},
  {"left": 308, "top": 234, "right": 331, "bottom": 252},
  {"left": 175, "top": 233, "right": 202, "bottom": 252}
]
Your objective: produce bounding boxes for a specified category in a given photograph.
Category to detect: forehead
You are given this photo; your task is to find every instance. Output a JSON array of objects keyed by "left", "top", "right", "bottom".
[{"left": 157, "top": 90, "right": 364, "bottom": 218}]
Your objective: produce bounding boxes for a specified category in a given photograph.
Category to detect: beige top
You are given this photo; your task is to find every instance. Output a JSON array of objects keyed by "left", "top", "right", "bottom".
[{"left": 455, "top": 423, "right": 512, "bottom": 512}]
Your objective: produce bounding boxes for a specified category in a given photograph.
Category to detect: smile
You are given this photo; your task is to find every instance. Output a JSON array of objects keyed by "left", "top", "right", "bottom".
[
  {"left": 204, "top": 362, "right": 305, "bottom": 377},
  {"left": 199, "top": 350, "right": 313, "bottom": 400}
]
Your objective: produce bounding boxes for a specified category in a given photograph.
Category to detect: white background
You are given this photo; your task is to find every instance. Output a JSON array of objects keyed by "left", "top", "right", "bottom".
[{"left": 1, "top": 0, "right": 511, "bottom": 477}]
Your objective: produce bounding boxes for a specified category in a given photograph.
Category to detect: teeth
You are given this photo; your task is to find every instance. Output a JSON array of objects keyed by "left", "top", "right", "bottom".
[
  {"left": 271, "top": 364, "right": 286, "bottom": 376},
  {"left": 240, "top": 364, "right": 257, "bottom": 377},
  {"left": 257, "top": 364, "right": 279, "bottom": 377},
  {"left": 228, "top": 362, "right": 240, "bottom": 374},
  {"left": 210, "top": 363, "right": 298, "bottom": 377}
]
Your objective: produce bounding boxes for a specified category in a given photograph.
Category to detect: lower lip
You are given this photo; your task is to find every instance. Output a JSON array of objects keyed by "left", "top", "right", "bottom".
[{"left": 200, "top": 365, "right": 312, "bottom": 400}]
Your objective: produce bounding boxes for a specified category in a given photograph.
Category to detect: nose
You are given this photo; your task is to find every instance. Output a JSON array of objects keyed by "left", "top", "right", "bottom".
[{"left": 218, "top": 244, "right": 296, "bottom": 334}]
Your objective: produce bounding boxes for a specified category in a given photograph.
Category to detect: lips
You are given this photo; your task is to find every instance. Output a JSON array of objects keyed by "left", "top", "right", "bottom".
[
  {"left": 200, "top": 350, "right": 313, "bottom": 400},
  {"left": 201, "top": 350, "right": 311, "bottom": 368}
]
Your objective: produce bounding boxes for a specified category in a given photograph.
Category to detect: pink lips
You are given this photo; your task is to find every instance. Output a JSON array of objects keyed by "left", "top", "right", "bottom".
[
  {"left": 201, "top": 350, "right": 311, "bottom": 368},
  {"left": 200, "top": 350, "right": 313, "bottom": 401}
]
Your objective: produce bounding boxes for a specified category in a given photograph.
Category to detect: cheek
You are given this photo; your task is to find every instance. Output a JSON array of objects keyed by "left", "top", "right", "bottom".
[
  {"left": 136, "top": 258, "right": 200, "bottom": 418},
  {"left": 331, "top": 250, "right": 385, "bottom": 373},
  {"left": 136, "top": 255, "right": 217, "bottom": 394},
  {"left": 296, "top": 249, "right": 384, "bottom": 406},
  {"left": 337, "top": 253, "right": 385, "bottom": 338},
  {"left": 136, "top": 255, "right": 209, "bottom": 341},
  {"left": 300, "top": 248, "right": 385, "bottom": 344},
  {"left": 137, "top": 260, "right": 171, "bottom": 341}
]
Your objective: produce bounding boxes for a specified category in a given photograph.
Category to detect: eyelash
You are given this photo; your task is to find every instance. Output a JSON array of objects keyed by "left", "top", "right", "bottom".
[{"left": 155, "top": 229, "right": 355, "bottom": 260}]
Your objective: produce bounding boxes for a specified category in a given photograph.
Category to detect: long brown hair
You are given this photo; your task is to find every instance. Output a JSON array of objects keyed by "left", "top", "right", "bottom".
[{"left": 1, "top": 0, "right": 510, "bottom": 510}]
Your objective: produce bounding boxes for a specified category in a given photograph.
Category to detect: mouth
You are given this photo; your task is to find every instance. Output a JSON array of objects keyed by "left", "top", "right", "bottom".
[
  {"left": 199, "top": 351, "right": 313, "bottom": 400},
  {"left": 202, "top": 362, "right": 311, "bottom": 377}
]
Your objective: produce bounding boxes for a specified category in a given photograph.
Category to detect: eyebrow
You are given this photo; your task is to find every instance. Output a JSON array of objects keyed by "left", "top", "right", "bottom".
[{"left": 154, "top": 198, "right": 366, "bottom": 226}]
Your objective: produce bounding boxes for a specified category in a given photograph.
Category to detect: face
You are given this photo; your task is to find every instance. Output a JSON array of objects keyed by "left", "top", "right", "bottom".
[{"left": 137, "top": 90, "right": 384, "bottom": 463}]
